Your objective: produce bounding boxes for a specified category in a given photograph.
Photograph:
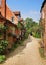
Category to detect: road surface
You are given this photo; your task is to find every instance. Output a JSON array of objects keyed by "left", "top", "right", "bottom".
[{"left": 0, "top": 36, "right": 46, "bottom": 65}]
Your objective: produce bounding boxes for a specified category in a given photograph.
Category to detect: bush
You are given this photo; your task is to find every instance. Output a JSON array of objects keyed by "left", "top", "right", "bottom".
[
  {"left": 39, "top": 47, "right": 45, "bottom": 58},
  {"left": 24, "top": 32, "right": 29, "bottom": 39},
  {"left": 0, "top": 40, "right": 8, "bottom": 54},
  {"left": 0, "top": 55, "right": 6, "bottom": 63},
  {"left": 32, "top": 32, "right": 41, "bottom": 38}
]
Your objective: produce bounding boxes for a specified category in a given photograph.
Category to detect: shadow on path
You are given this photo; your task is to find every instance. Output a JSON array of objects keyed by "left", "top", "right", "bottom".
[{"left": 6, "top": 35, "right": 32, "bottom": 60}]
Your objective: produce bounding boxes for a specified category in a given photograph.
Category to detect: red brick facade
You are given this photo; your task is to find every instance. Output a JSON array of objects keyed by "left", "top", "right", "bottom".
[
  {"left": 0, "top": 0, "right": 18, "bottom": 25},
  {"left": 40, "top": 0, "right": 46, "bottom": 55},
  {"left": 0, "top": 0, "right": 24, "bottom": 49}
]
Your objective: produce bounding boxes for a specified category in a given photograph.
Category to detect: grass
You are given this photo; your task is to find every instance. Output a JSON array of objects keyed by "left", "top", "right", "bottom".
[
  {"left": 39, "top": 47, "right": 45, "bottom": 58},
  {"left": 0, "top": 55, "right": 6, "bottom": 63}
]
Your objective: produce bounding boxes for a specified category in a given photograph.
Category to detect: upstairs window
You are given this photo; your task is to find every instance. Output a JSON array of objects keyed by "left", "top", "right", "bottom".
[
  {"left": 0, "top": 0, "right": 1, "bottom": 6},
  {"left": 11, "top": 16, "right": 14, "bottom": 22}
]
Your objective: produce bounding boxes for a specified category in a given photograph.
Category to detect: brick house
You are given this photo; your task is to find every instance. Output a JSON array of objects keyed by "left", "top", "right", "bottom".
[
  {"left": 0, "top": 0, "right": 24, "bottom": 49},
  {"left": 0, "top": 13, "right": 17, "bottom": 48},
  {"left": 14, "top": 11, "right": 25, "bottom": 40},
  {"left": 40, "top": 0, "right": 46, "bottom": 56}
]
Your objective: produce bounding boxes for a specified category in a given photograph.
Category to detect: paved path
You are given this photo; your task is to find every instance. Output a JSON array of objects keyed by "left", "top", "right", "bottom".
[{"left": 0, "top": 36, "right": 45, "bottom": 65}]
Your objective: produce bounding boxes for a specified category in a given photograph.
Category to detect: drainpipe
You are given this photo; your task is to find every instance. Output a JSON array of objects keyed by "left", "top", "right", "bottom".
[
  {"left": 5, "top": 0, "right": 6, "bottom": 18},
  {"left": 4, "top": 0, "right": 6, "bottom": 40}
]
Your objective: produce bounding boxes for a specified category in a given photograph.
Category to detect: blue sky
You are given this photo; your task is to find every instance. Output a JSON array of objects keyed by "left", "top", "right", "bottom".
[{"left": 7, "top": 0, "right": 44, "bottom": 22}]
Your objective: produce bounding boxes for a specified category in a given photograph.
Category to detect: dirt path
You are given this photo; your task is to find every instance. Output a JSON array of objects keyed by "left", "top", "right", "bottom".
[{"left": 0, "top": 36, "right": 46, "bottom": 65}]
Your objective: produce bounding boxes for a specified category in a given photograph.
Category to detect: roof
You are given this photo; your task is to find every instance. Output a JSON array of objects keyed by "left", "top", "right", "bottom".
[
  {"left": 13, "top": 11, "right": 20, "bottom": 15},
  {"left": 0, "top": 13, "right": 17, "bottom": 28},
  {"left": 0, "top": 3, "right": 18, "bottom": 25},
  {"left": 6, "top": 20, "right": 17, "bottom": 28},
  {"left": 5, "top": 5, "right": 18, "bottom": 24},
  {"left": 40, "top": 0, "right": 46, "bottom": 12},
  {"left": 13, "top": 11, "right": 21, "bottom": 17},
  {"left": 0, "top": 13, "right": 6, "bottom": 20}
]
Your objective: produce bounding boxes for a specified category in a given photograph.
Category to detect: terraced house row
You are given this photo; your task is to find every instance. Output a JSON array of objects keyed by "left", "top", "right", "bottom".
[
  {"left": 0, "top": 0, "right": 25, "bottom": 50},
  {"left": 40, "top": 0, "right": 46, "bottom": 56}
]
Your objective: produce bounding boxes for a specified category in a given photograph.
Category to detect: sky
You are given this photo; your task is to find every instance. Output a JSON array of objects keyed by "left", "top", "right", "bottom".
[{"left": 7, "top": 0, "right": 44, "bottom": 22}]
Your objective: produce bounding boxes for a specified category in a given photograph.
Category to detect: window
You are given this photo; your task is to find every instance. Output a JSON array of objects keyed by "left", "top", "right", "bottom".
[
  {"left": 0, "top": 0, "right": 1, "bottom": 6},
  {"left": 11, "top": 16, "right": 14, "bottom": 22}
]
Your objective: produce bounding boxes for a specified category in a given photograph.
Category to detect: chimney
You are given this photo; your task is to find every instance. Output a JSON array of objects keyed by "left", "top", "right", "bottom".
[{"left": 1, "top": 0, "right": 6, "bottom": 17}]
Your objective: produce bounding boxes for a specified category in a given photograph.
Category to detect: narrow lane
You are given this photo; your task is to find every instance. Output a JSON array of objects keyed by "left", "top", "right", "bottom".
[{"left": 1, "top": 36, "right": 43, "bottom": 65}]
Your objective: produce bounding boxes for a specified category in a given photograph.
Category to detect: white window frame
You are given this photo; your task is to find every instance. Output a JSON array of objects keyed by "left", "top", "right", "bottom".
[{"left": 11, "top": 16, "right": 14, "bottom": 22}]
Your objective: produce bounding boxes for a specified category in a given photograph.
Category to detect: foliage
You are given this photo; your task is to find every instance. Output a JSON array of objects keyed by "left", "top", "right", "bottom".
[
  {"left": 0, "top": 24, "right": 8, "bottom": 31},
  {"left": 17, "top": 22, "right": 25, "bottom": 30},
  {"left": 0, "top": 55, "right": 6, "bottom": 63},
  {"left": 24, "top": 31, "right": 29, "bottom": 39},
  {"left": 8, "top": 31, "right": 28, "bottom": 52},
  {"left": 17, "top": 22, "right": 22, "bottom": 29},
  {"left": 0, "top": 40, "right": 8, "bottom": 54},
  {"left": 25, "top": 17, "right": 41, "bottom": 38},
  {"left": 39, "top": 47, "right": 45, "bottom": 58}
]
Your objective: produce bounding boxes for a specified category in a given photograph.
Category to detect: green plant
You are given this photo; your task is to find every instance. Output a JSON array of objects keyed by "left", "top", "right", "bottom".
[
  {"left": 0, "top": 40, "right": 8, "bottom": 54},
  {"left": 24, "top": 32, "right": 29, "bottom": 39},
  {"left": 0, "top": 55, "right": 6, "bottom": 63},
  {"left": 0, "top": 25, "right": 7, "bottom": 31},
  {"left": 25, "top": 17, "right": 42, "bottom": 38},
  {"left": 17, "top": 22, "right": 22, "bottom": 29},
  {"left": 39, "top": 47, "right": 45, "bottom": 58},
  {"left": 32, "top": 32, "right": 41, "bottom": 38}
]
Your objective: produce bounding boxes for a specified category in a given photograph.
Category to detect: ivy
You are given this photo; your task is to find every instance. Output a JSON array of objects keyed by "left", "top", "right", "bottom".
[{"left": 0, "top": 40, "right": 8, "bottom": 54}]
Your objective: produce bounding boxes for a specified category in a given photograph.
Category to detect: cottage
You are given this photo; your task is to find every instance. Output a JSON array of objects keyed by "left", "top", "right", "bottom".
[
  {"left": 14, "top": 11, "right": 25, "bottom": 40},
  {"left": 0, "top": 0, "right": 24, "bottom": 49}
]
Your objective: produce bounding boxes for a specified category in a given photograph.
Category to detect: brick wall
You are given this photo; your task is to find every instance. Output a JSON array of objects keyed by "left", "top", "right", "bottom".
[
  {"left": 41, "top": 3, "right": 46, "bottom": 55},
  {"left": 1, "top": 0, "right": 6, "bottom": 17},
  {"left": 1, "top": 0, "right": 18, "bottom": 25}
]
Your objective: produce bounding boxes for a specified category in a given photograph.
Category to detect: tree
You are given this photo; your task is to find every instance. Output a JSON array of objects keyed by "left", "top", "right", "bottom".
[{"left": 25, "top": 17, "right": 41, "bottom": 38}]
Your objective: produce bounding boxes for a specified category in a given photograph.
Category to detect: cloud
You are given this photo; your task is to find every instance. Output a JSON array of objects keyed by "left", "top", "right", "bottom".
[{"left": 22, "top": 10, "right": 40, "bottom": 22}]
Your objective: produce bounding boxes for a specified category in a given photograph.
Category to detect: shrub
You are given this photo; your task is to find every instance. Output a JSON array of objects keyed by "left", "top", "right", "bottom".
[
  {"left": 39, "top": 47, "right": 45, "bottom": 58},
  {"left": 0, "top": 40, "right": 8, "bottom": 54},
  {"left": 0, "top": 55, "right": 6, "bottom": 63},
  {"left": 32, "top": 32, "right": 41, "bottom": 38},
  {"left": 24, "top": 32, "right": 29, "bottom": 39}
]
